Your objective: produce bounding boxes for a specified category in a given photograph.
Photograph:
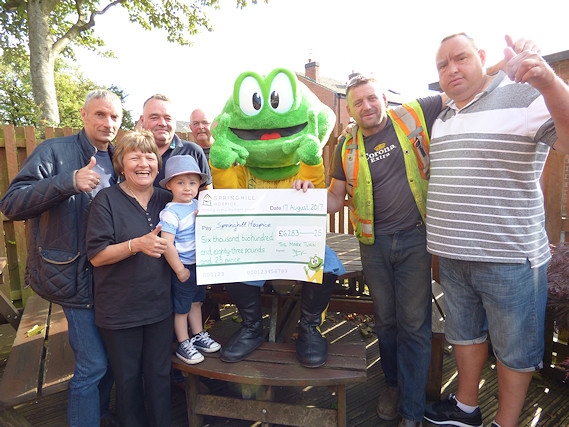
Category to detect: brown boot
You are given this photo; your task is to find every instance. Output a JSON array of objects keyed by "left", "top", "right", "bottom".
[{"left": 376, "top": 386, "right": 399, "bottom": 421}]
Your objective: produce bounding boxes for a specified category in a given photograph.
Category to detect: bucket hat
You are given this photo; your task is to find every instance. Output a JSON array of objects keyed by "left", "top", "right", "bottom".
[{"left": 159, "top": 155, "right": 209, "bottom": 188}]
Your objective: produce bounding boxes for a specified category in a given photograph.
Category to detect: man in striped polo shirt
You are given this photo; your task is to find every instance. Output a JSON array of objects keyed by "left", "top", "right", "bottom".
[{"left": 424, "top": 34, "right": 569, "bottom": 427}]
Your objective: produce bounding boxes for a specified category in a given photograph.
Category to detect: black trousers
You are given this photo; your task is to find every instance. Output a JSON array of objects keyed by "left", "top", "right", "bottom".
[{"left": 99, "top": 314, "right": 174, "bottom": 427}]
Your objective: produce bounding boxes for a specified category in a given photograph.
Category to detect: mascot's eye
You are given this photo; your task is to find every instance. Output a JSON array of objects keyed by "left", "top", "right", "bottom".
[
  {"left": 270, "top": 91, "right": 279, "bottom": 108},
  {"left": 238, "top": 76, "right": 263, "bottom": 116},
  {"left": 253, "top": 93, "right": 262, "bottom": 110},
  {"left": 269, "top": 72, "right": 294, "bottom": 113}
]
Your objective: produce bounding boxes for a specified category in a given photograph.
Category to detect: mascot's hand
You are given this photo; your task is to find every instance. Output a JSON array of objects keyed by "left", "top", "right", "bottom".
[
  {"left": 210, "top": 142, "right": 249, "bottom": 169},
  {"left": 209, "top": 113, "right": 249, "bottom": 169},
  {"left": 282, "top": 109, "right": 323, "bottom": 166}
]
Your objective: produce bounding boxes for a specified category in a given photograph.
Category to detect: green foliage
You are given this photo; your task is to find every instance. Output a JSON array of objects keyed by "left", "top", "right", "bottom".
[
  {"left": 55, "top": 61, "right": 100, "bottom": 128},
  {"left": 0, "top": 1, "right": 266, "bottom": 55},
  {"left": 121, "top": 0, "right": 264, "bottom": 45},
  {"left": 0, "top": 56, "right": 135, "bottom": 129},
  {"left": 109, "top": 85, "right": 135, "bottom": 130},
  {"left": 0, "top": 0, "right": 266, "bottom": 124},
  {"left": 0, "top": 2, "right": 28, "bottom": 51},
  {"left": 0, "top": 56, "right": 41, "bottom": 126}
]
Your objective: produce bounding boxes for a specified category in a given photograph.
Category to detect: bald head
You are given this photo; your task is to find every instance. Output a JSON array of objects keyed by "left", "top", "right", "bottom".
[{"left": 189, "top": 109, "right": 213, "bottom": 149}]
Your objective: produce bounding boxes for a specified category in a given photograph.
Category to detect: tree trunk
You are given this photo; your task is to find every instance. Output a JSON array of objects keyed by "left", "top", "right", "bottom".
[{"left": 28, "top": 0, "right": 60, "bottom": 126}]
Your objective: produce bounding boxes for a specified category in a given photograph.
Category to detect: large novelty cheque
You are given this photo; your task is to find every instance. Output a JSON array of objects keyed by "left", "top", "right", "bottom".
[{"left": 196, "top": 189, "right": 327, "bottom": 285}]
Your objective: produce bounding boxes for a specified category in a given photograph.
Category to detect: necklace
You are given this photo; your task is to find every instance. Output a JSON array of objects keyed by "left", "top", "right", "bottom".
[{"left": 124, "top": 182, "right": 150, "bottom": 210}]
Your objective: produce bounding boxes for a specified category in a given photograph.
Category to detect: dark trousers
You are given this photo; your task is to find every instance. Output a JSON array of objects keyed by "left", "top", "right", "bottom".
[{"left": 99, "top": 314, "right": 174, "bottom": 427}]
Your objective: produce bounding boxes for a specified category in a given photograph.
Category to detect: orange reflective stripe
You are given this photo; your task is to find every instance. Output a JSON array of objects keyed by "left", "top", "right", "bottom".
[
  {"left": 343, "top": 131, "right": 360, "bottom": 199},
  {"left": 342, "top": 127, "right": 374, "bottom": 243},
  {"left": 390, "top": 105, "right": 430, "bottom": 180}
]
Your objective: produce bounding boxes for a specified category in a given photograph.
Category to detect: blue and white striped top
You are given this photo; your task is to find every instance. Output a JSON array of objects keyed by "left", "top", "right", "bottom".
[
  {"left": 159, "top": 200, "right": 199, "bottom": 265},
  {"left": 426, "top": 72, "right": 557, "bottom": 268}
]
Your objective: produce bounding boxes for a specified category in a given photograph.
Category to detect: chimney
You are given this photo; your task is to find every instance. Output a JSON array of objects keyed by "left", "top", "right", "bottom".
[{"left": 305, "top": 60, "right": 320, "bottom": 82}]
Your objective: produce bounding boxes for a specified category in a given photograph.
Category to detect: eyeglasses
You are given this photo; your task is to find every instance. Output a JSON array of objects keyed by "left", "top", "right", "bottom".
[
  {"left": 346, "top": 74, "right": 377, "bottom": 91},
  {"left": 191, "top": 121, "right": 210, "bottom": 127}
]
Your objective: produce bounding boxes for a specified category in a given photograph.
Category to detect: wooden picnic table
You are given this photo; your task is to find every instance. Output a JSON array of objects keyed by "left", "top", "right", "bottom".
[
  {"left": 0, "top": 257, "right": 21, "bottom": 329},
  {"left": 326, "top": 232, "right": 363, "bottom": 281},
  {"left": 203, "top": 231, "right": 444, "bottom": 401},
  {"left": 0, "top": 294, "right": 74, "bottom": 424},
  {"left": 0, "top": 251, "right": 75, "bottom": 425},
  {"left": 173, "top": 341, "right": 367, "bottom": 427}
]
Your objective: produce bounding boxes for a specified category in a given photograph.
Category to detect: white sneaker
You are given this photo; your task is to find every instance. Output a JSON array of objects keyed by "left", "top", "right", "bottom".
[
  {"left": 176, "top": 338, "right": 204, "bottom": 364},
  {"left": 193, "top": 331, "right": 221, "bottom": 353}
]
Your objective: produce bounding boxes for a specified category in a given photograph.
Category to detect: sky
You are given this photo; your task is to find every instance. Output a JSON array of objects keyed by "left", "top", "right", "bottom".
[{"left": 75, "top": 0, "right": 569, "bottom": 124}]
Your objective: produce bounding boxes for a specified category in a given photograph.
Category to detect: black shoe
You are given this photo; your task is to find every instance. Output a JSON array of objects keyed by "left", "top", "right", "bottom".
[
  {"left": 296, "top": 318, "right": 328, "bottom": 368},
  {"left": 221, "top": 283, "right": 264, "bottom": 362},
  {"left": 295, "top": 278, "right": 335, "bottom": 368},
  {"left": 220, "top": 319, "right": 264, "bottom": 362},
  {"left": 424, "top": 394, "right": 482, "bottom": 427}
]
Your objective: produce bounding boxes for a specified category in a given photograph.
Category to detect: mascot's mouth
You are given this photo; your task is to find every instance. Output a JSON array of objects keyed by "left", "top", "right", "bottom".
[{"left": 230, "top": 123, "right": 307, "bottom": 141}]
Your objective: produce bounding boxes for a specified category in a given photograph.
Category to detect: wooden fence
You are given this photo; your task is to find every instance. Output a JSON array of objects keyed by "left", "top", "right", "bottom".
[
  {"left": 1, "top": 124, "right": 567, "bottom": 307},
  {"left": 0, "top": 125, "right": 351, "bottom": 307}
]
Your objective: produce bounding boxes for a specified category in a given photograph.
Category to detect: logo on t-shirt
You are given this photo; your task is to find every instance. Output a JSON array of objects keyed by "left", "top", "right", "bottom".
[{"left": 367, "top": 143, "right": 396, "bottom": 164}]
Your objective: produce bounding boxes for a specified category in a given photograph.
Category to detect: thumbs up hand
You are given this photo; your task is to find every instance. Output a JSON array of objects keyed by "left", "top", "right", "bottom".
[
  {"left": 132, "top": 225, "right": 168, "bottom": 258},
  {"left": 485, "top": 35, "right": 541, "bottom": 76},
  {"left": 504, "top": 45, "right": 555, "bottom": 89},
  {"left": 74, "top": 157, "right": 101, "bottom": 192}
]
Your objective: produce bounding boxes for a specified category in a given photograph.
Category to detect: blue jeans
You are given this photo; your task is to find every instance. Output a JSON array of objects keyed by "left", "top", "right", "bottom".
[
  {"left": 440, "top": 257, "right": 548, "bottom": 371},
  {"left": 360, "top": 223, "right": 432, "bottom": 421},
  {"left": 63, "top": 306, "right": 111, "bottom": 427}
]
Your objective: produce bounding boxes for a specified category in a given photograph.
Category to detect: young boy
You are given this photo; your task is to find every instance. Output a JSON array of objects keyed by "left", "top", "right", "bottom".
[{"left": 159, "top": 155, "right": 221, "bottom": 364}]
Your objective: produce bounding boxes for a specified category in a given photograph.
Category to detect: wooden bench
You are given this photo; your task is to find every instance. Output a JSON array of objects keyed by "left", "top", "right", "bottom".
[
  {"left": 0, "top": 294, "right": 74, "bottom": 423},
  {"left": 204, "top": 287, "right": 444, "bottom": 400},
  {"left": 172, "top": 341, "right": 367, "bottom": 427},
  {"left": 0, "top": 257, "right": 22, "bottom": 330},
  {"left": 543, "top": 307, "right": 569, "bottom": 381}
]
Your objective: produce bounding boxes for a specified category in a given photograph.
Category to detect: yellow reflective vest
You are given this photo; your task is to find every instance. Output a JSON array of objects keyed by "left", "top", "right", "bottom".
[{"left": 341, "top": 100, "right": 430, "bottom": 245}]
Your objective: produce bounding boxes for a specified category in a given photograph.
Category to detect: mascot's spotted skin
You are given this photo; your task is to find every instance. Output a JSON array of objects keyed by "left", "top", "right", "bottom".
[
  {"left": 211, "top": 68, "right": 340, "bottom": 368},
  {"left": 210, "top": 68, "right": 335, "bottom": 188}
]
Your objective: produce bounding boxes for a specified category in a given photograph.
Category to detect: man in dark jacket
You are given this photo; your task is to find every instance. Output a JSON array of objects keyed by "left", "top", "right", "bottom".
[{"left": 0, "top": 89, "right": 123, "bottom": 427}]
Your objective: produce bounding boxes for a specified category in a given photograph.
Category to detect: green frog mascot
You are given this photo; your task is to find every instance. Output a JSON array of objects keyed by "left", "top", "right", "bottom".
[{"left": 210, "top": 67, "right": 345, "bottom": 367}]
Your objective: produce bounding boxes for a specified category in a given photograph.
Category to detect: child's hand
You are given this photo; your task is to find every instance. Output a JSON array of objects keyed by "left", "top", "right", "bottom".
[{"left": 176, "top": 267, "right": 191, "bottom": 283}]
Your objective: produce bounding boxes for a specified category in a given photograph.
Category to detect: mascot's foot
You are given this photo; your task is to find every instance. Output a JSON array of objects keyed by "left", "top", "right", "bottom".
[
  {"left": 296, "top": 279, "right": 335, "bottom": 368},
  {"left": 220, "top": 321, "right": 264, "bottom": 362},
  {"left": 296, "top": 324, "right": 328, "bottom": 368}
]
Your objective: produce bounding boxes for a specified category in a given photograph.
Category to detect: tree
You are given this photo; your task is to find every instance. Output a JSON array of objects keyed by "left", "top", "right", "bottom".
[
  {"left": 0, "top": 0, "right": 265, "bottom": 126},
  {"left": 0, "top": 56, "right": 135, "bottom": 130},
  {"left": 0, "top": 56, "right": 40, "bottom": 126},
  {"left": 54, "top": 63, "right": 136, "bottom": 130},
  {"left": 108, "top": 85, "right": 135, "bottom": 130}
]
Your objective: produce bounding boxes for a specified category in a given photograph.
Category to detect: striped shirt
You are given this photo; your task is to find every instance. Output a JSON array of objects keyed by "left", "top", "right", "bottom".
[
  {"left": 159, "top": 200, "right": 199, "bottom": 265},
  {"left": 426, "top": 72, "right": 557, "bottom": 268}
]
